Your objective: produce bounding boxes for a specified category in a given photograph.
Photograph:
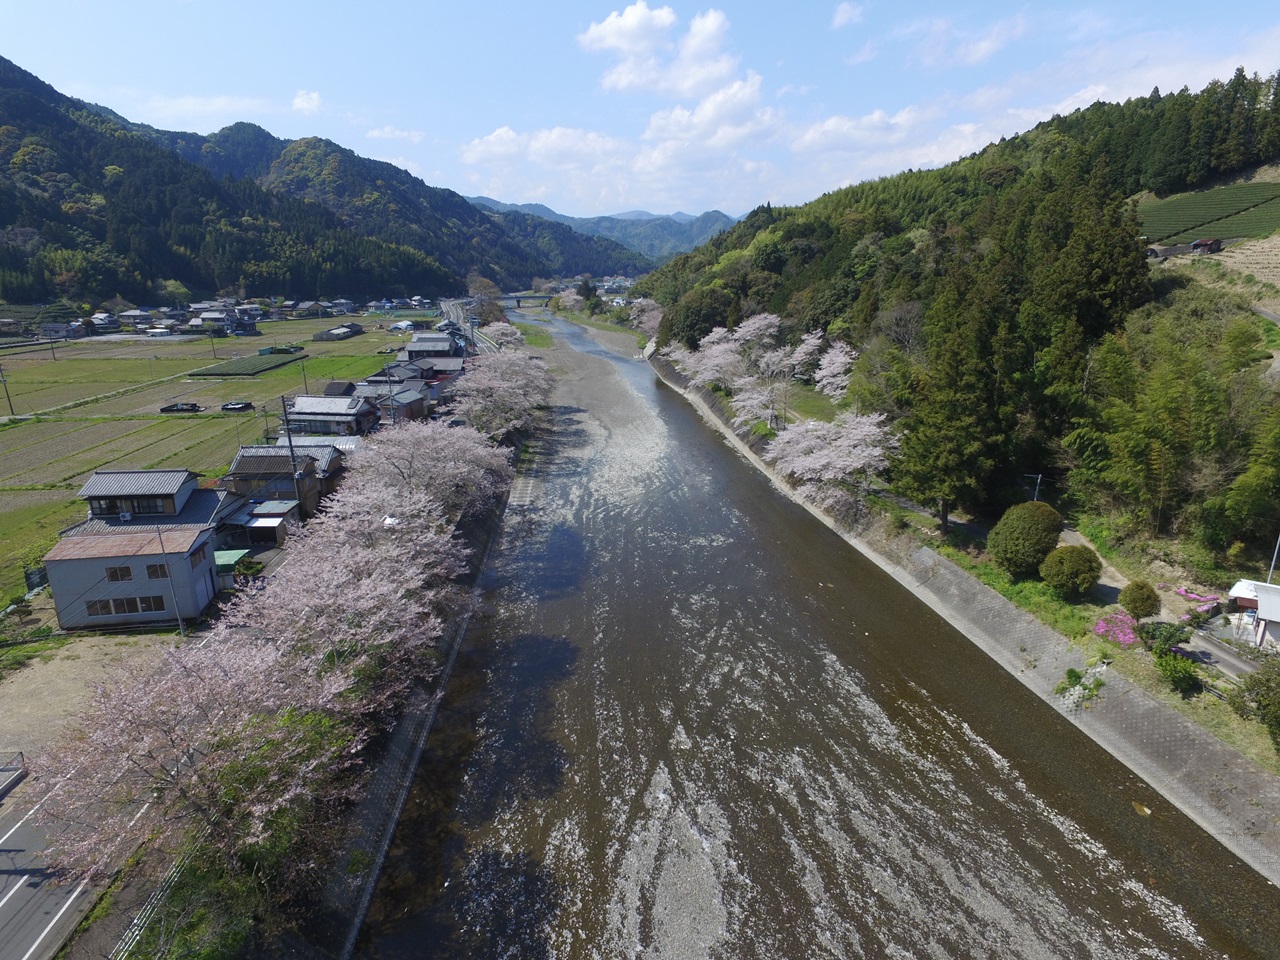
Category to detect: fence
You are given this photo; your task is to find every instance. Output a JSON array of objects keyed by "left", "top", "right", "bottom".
[{"left": 0, "top": 750, "right": 27, "bottom": 799}]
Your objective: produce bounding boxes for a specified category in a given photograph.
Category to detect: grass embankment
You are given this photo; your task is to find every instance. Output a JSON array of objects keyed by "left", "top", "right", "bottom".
[
  {"left": 871, "top": 500, "right": 1280, "bottom": 779},
  {"left": 512, "top": 322, "right": 554, "bottom": 348},
  {"left": 556, "top": 308, "right": 649, "bottom": 348}
]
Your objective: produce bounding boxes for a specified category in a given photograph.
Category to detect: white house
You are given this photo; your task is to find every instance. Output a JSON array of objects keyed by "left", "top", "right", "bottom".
[{"left": 44, "top": 527, "right": 217, "bottom": 630}]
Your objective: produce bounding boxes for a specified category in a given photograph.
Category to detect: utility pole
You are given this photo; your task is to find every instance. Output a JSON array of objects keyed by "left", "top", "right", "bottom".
[
  {"left": 0, "top": 363, "right": 14, "bottom": 416},
  {"left": 154, "top": 526, "right": 186, "bottom": 639},
  {"left": 279, "top": 394, "right": 303, "bottom": 506},
  {"left": 1025, "top": 473, "right": 1043, "bottom": 501}
]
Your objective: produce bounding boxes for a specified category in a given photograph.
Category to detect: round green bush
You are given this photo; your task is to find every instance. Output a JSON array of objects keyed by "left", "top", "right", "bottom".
[
  {"left": 1039, "top": 544, "right": 1102, "bottom": 598},
  {"left": 987, "top": 501, "right": 1063, "bottom": 578},
  {"left": 1118, "top": 579, "right": 1161, "bottom": 620}
]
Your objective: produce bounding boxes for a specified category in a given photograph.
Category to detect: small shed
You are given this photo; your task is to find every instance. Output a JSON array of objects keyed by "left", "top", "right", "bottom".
[{"left": 1191, "top": 238, "right": 1223, "bottom": 255}]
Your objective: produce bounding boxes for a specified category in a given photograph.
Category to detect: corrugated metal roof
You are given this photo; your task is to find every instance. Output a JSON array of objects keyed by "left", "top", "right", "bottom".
[
  {"left": 45, "top": 527, "right": 209, "bottom": 561},
  {"left": 289, "top": 396, "right": 374, "bottom": 415},
  {"left": 79, "top": 470, "right": 198, "bottom": 499}
]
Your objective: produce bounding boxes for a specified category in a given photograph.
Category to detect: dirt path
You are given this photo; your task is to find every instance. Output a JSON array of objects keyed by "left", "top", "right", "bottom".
[{"left": 0, "top": 594, "right": 175, "bottom": 762}]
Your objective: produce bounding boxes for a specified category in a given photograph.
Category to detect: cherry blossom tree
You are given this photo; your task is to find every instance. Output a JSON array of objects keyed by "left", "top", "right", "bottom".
[
  {"left": 765, "top": 411, "right": 893, "bottom": 517},
  {"left": 354, "top": 419, "right": 515, "bottom": 519},
  {"left": 483, "top": 321, "right": 524, "bottom": 350},
  {"left": 814, "top": 341, "right": 857, "bottom": 399},
  {"left": 448, "top": 351, "right": 552, "bottom": 438}
]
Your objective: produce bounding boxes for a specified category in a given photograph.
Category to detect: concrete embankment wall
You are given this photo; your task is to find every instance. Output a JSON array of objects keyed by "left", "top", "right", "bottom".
[{"left": 649, "top": 355, "right": 1280, "bottom": 887}]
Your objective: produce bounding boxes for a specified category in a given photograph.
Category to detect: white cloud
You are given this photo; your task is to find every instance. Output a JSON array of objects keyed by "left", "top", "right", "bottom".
[
  {"left": 897, "top": 16, "right": 1025, "bottom": 69},
  {"left": 832, "top": 3, "right": 864, "bottom": 29},
  {"left": 578, "top": 0, "right": 677, "bottom": 55},
  {"left": 372, "top": 155, "right": 424, "bottom": 176},
  {"left": 845, "top": 40, "right": 876, "bottom": 65},
  {"left": 140, "top": 94, "right": 269, "bottom": 126},
  {"left": 579, "top": 2, "right": 737, "bottom": 98},
  {"left": 644, "top": 72, "right": 779, "bottom": 148},
  {"left": 292, "top": 90, "right": 322, "bottom": 115},
  {"left": 954, "top": 16, "right": 1026, "bottom": 65},
  {"left": 366, "top": 125, "right": 425, "bottom": 144},
  {"left": 792, "top": 104, "right": 934, "bottom": 152}
]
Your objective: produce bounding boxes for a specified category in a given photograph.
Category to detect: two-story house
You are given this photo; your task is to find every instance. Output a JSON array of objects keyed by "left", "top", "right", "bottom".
[
  {"left": 220, "top": 446, "right": 321, "bottom": 516},
  {"left": 45, "top": 527, "right": 217, "bottom": 631}
]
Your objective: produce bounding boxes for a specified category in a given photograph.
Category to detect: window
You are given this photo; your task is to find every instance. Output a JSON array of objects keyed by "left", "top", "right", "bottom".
[
  {"left": 111, "top": 597, "right": 139, "bottom": 615},
  {"left": 86, "top": 599, "right": 113, "bottom": 617},
  {"left": 105, "top": 565, "right": 132, "bottom": 582},
  {"left": 189, "top": 544, "right": 208, "bottom": 568},
  {"left": 90, "top": 498, "right": 120, "bottom": 516},
  {"left": 139, "top": 595, "right": 166, "bottom": 613},
  {"left": 134, "top": 497, "right": 167, "bottom": 515},
  {"left": 146, "top": 563, "right": 169, "bottom": 579}
]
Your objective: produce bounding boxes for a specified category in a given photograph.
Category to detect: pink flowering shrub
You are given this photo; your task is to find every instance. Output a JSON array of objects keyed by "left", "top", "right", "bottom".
[{"left": 1095, "top": 610, "right": 1140, "bottom": 648}]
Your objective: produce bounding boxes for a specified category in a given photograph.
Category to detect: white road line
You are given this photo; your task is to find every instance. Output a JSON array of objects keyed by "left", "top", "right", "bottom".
[
  {"left": 18, "top": 876, "right": 88, "bottom": 960},
  {"left": 0, "top": 874, "right": 31, "bottom": 913},
  {"left": 0, "top": 769, "right": 75, "bottom": 846}
]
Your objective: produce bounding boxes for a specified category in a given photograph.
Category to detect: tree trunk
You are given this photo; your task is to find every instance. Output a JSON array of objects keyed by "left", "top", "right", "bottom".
[{"left": 937, "top": 497, "right": 951, "bottom": 537}]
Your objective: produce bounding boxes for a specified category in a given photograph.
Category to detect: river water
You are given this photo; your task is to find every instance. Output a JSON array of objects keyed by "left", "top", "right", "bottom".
[{"left": 360, "top": 318, "right": 1280, "bottom": 958}]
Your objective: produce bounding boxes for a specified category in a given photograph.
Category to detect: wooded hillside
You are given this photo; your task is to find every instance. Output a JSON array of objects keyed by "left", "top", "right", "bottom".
[
  {"left": 637, "top": 68, "right": 1280, "bottom": 559},
  {"left": 0, "top": 56, "right": 648, "bottom": 305}
]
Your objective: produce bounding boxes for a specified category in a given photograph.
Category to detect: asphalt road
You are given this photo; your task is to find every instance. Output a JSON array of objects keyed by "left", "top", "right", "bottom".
[{"left": 0, "top": 787, "right": 95, "bottom": 960}]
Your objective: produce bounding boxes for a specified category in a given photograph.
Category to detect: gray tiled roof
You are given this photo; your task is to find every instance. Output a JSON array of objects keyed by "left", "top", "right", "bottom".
[
  {"left": 228, "top": 447, "right": 316, "bottom": 475},
  {"left": 64, "top": 489, "right": 246, "bottom": 536},
  {"left": 78, "top": 469, "right": 198, "bottom": 499},
  {"left": 288, "top": 396, "right": 375, "bottom": 415}
]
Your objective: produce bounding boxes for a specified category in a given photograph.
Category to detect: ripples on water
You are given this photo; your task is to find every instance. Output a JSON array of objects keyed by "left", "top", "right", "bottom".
[{"left": 362, "top": 326, "right": 1273, "bottom": 959}]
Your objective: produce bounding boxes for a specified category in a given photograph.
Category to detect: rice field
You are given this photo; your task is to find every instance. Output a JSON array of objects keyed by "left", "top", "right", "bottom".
[{"left": 0, "top": 315, "right": 421, "bottom": 598}]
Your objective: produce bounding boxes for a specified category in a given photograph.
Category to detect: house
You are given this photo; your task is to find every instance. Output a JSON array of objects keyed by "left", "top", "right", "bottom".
[
  {"left": 66, "top": 469, "right": 248, "bottom": 547},
  {"left": 353, "top": 384, "right": 428, "bottom": 425},
  {"left": 284, "top": 395, "right": 380, "bottom": 436},
  {"left": 1191, "top": 238, "right": 1223, "bottom": 255},
  {"left": 220, "top": 446, "right": 321, "bottom": 516},
  {"left": 1228, "top": 580, "right": 1280, "bottom": 650},
  {"left": 87, "top": 313, "right": 120, "bottom": 334},
  {"left": 39, "top": 322, "right": 85, "bottom": 340},
  {"left": 275, "top": 435, "right": 360, "bottom": 463},
  {"left": 330, "top": 298, "right": 355, "bottom": 315},
  {"left": 227, "top": 499, "right": 301, "bottom": 547},
  {"left": 44, "top": 526, "right": 218, "bottom": 630},
  {"left": 312, "top": 325, "right": 361, "bottom": 342},
  {"left": 402, "top": 331, "right": 464, "bottom": 360},
  {"left": 323, "top": 381, "right": 357, "bottom": 397},
  {"left": 293, "top": 301, "right": 328, "bottom": 319}
]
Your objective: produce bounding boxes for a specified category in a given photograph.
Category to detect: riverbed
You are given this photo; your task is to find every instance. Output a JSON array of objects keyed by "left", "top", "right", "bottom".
[{"left": 360, "top": 316, "right": 1280, "bottom": 959}]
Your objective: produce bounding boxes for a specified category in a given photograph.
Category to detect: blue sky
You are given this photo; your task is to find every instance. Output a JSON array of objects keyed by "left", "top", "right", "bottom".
[{"left": 3, "top": 1, "right": 1278, "bottom": 217}]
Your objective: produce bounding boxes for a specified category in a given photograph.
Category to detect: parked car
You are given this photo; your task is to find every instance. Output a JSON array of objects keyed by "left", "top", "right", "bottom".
[
  {"left": 220, "top": 401, "right": 255, "bottom": 412},
  {"left": 160, "top": 402, "right": 205, "bottom": 413}
]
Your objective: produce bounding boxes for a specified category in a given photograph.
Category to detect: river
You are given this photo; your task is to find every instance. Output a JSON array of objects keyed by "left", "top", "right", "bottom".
[{"left": 359, "top": 316, "right": 1280, "bottom": 958}]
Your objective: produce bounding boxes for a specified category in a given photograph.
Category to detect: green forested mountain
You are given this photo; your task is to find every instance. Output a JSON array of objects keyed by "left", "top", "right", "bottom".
[
  {"left": 468, "top": 195, "right": 736, "bottom": 261},
  {"left": 131, "top": 122, "right": 651, "bottom": 286},
  {"left": 638, "top": 67, "right": 1280, "bottom": 553},
  {"left": 0, "top": 55, "right": 647, "bottom": 305}
]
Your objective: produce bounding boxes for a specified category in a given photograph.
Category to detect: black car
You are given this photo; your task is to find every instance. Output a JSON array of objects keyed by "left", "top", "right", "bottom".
[{"left": 160, "top": 402, "right": 205, "bottom": 413}]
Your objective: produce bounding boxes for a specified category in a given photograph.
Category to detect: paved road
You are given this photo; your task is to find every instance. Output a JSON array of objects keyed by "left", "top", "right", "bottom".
[{"left": 0, "top": 786, "right": 95, "bottom": 960}]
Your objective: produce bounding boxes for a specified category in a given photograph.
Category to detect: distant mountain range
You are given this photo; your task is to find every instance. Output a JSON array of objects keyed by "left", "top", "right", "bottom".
[
  {"left": 0, "top": 54, "right": 655, "bottom": 306},
  {"left": 466, "top": 197, "right": 737, "bottom": 261}
]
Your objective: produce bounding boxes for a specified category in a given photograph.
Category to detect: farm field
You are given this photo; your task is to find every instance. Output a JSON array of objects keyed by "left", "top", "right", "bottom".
[
  {"left": 0, "top": 315, "right": 420, "bottom": 602},
  {"left": 1139, "top": 182, "right": 1280, "bottom": 242},
  {"left": 0, "top": 493, "right": 83, "bottom": 602}
]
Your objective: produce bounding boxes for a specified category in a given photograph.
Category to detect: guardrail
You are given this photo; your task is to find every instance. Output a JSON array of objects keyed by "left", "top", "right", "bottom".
[{"left": 0, "top": 750, "right": 27, "bottom": 799}]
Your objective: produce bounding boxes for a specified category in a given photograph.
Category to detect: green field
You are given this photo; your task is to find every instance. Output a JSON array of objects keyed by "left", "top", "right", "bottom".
[
  {"left": 1139, "top": 182, "right": 1280, "bottom": 242},
  {"left": 0, "top": 316, "right": 413, "bottom": 600},
  {"left": 190, "top": 353, "right": 305, "bottom": 377}
]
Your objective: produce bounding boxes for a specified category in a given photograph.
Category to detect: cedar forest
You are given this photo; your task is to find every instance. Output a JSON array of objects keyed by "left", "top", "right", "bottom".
[{"left": 638, "top": 67, "right": 1280, "bottom": 564}]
